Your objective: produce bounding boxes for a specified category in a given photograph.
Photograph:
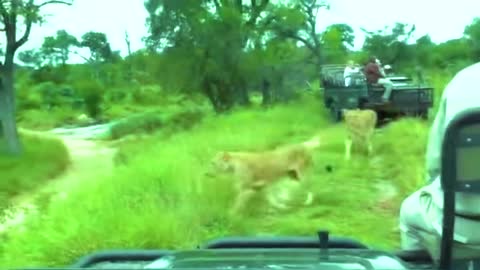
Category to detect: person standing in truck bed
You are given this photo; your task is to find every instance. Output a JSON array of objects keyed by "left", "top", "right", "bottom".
[{"left": 364, "top": 57, "right": 394, "bottom": 103}]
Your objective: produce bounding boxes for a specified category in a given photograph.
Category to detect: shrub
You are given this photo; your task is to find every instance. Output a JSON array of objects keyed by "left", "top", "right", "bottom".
[
  {"left": 109, "top": 107, "right": 206, "bottom": 140},
  {"left": 75, "top": 80, "right": 104, "bottom": 119},
  {"left": 0, "top": 132, "right": 69, "bottom": 210},
  {"left": 110, "top": 111, "right": 164, "bottom": 140}
]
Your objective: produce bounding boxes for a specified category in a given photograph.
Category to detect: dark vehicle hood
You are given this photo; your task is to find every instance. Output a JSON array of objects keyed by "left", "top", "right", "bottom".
[{"left": 140, "top": 249, "right": 411, "bottom": 269}]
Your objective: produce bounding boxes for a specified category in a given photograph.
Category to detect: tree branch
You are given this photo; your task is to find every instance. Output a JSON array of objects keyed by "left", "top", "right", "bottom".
[
  {"left": 37, "top": 0, "right": 72, "bottom": 8},
  {"left": 14, "top": 0, "right": 35, "bottom": 50},
  {"left": 71, "top": 50, "right": 92, "bottom": 63},
  {"left": 15, "top": 0, "right": 72, "bottom": 50},
  {"left": 212, "top": 0, "right": 221, "bottom": 12},
  {"left": 282, "top": 31, "right": 316, "bottom": 53},
  {"left": 245, "top": 0, "right": 269, "bottom": 27},
  {"left": 0, "top": 2, "right": 9, "bottom": 28}
]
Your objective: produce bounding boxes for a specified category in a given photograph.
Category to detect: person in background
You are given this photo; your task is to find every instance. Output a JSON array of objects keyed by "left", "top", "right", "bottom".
[
  {"left": 343, "top": 60, "right": 359, "bottom": 87},
  {"left": 364, "top": 56, "right": 394, "bottom": 103},
  {"left": 399, "top": 62, "right": 480, "bottom": 260}
]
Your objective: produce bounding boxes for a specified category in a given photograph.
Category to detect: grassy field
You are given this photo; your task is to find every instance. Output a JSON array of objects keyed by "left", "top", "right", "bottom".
[
  {"left": 0, "top": 132, "right": 70, "bottom": 211},
  {"left": 0, "top": 91, "right": 433, "bottom": 268}
]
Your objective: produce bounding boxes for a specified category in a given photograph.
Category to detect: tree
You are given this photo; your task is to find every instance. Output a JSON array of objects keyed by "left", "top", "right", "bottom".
[
  {"left": 74, "top": 31, "right": 120, "bottom": 83},
  {"left": 40, "top": 29, "right": 78, "bottom": 65},
  {"left": 432, "top": 38, "right": 471, "bottom": 69},
  {"left": 0, "top": 0, "right": 73, "bottom": 155},
  {"left": 79, "top": 31, "right": 113, "bottom": 63},
  {"left": 144, "top": 0, "right": 272, "bottom": 112},
  {"left": 361, "top": 22, "right": 416, "bottom": 67},
  {"left": 41, "top": 36, "right": 61, "bottom": 64},
  {"left": 464, "top": 17, "right": 480, "bottom": 61},
  {"left": 18, "top": 49, "right": 43, "bottom": 68},
  {"left": 124, "top": 30, "right": 131, "bottom": 56},
  {"left": 414, "top": 35, "right": 435, "bottom": 67},
  {"left": 324, "top": 23, "right": 355, "bottom": 49},
  {"left": 266, "top": 0, "right": 330, "bottom": 88},
  {"left": 270, "top": 0, "right": 330, "bottom": 61},
  {"left": 320, "top": 24, "right": 354, "bottom": 63}
]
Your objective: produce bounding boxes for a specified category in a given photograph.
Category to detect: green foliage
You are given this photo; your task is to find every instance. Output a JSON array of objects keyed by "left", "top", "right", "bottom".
[
  {"left": 0, "top": 96, "right": 431, "bottom": 267},
  {"left": 464, "top": 17, "right": 480, "bottom": 60},
  {"left": 74, "top": 80, "right": 104, "bottom": 119},
  {"left": 29, "top": 65, "right": 69, "bottom": 84},
  {"left": 16, "top": 82, "right": 43, "bottom": 111},
  {"left": 320, "top": 23, "right": 355, "bottom": 63},
  {"left": 10, "top": 1, "right": 480, "bottom": 122},
  {"left": 127, "top": 84, "right": 163, "bottom": 105},
  {"left": 110, "top": 107, "right": 205, "bottom": 140},
  {"left": 33, "top": 81, "right": 58, "bottom": 104},
  {"left": 16, "top": 81, "right": 77, "bottom": 114},
  {"left": 143, "top": 0, "right": 324, "bottom": 111},
  {"left": 17, "top": 107, "right": 79, "bottom": 130},
  {"left": 80, "top": 31, "right": 115, "bottom": 63},
  {"left": 110, "top": 111, "right": 165, "bottom": 139},
  {"left": 362, "top": 23, "right": 416, "bottom": 67},
  {"left": 40, "top": 30, "right": 78, "bottom": 65},
  {"left": 17, "top": 50, "right": 43, "bottom": 68},
  {"left": 0, "top": 132, "right": 69, "bottom": 210},
  {"left": 5, "top": 1, "right": 480, "bottom": 267}
]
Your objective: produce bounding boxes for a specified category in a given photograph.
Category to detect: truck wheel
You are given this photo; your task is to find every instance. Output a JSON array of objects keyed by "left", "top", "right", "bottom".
[
  {"left": 330, "top": 105, "right": 342, "bottom": 122},
  {"left": 417, "top": 110, "right": 428, "bottom": 120}
]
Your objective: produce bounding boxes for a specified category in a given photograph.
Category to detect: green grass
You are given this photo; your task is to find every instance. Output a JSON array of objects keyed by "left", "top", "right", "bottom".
[
  {"left": 109, "top": 107, "right": 206, "bottom": 140},
  {"left": 17, "top": 107, "right": 80, "bottom": 130},
  {"left": 0, "top": 92, "right": 432, "bottom": 268},
  {"left": 0, "top": 132, "right": 70, "bottom": 211}
]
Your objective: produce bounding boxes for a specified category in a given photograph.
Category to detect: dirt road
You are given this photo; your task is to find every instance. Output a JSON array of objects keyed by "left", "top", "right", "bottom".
[{"left": 0, "top": 127, "right": 117, "bottom": 235}]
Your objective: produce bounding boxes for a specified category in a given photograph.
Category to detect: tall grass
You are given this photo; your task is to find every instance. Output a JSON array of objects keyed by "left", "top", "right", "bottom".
[
  {"left": 0, "top": 132, "right": 69, "bottom": 210},
  {"left": 110, "top": 107, "right": 206, "bottom": 140},
  {"left": 0, "top": 92, "right": 433, "bottom": 268}
]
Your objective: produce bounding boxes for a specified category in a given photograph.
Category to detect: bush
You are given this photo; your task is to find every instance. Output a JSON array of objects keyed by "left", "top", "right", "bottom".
[
  {"left": 29, "top": 65, "right": 69, "bottom": 85},
  {"left": 127, "top": 84, "right": 163, "bottom": 105},
  {"left": 75, "top": 80, "right": 104, "bottom": 119},
  {"left": 16, "top": 84, "right": 43, "bottom": 111},
  {"left": 104, "top": 87, "right": 128, "bottom": 103},
  {"left": 17, "top": 107, "right": 79, "bottom": 130},
  {"left": 110, "top": 111, "right": 164, "bottom": 140},
  {"left": 31, "top": 82, "right": 63, "bottom": 109},
  {"left": 0, "top": 96, "right": 435, "bottom": 267},
  {"left": 164, "top": 108, "right": 206, "bottom": 131},
  {"left": 110, "top": 108, "right": 206, "bottom": 140},
  {"left": 0, "top": 132, "right": 70, "bottom": 210}
]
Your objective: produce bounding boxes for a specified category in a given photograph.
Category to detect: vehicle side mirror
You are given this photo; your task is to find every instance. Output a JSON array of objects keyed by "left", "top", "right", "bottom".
[{"left": 440, "top": 107, "right": 480, "bottom": 269}]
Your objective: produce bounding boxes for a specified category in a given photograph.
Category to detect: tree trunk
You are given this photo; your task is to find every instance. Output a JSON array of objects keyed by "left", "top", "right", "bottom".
[
  {"left": 234, "top": 77, "right": 250, "bottom": 106},
  {"left": 202, "top": 78, "right": 222, "bottom": 113},
  {"left": 0, "top": 66, "right": 22, "bottom": 155},
  {"left": 237, "top": 85, "right": 250, "bottom": 106},
  {"left": 261, "top": 78, "right": 271, "bottom": 106},
  {"left": 216, "top": 81, "right": 234, "bottom": 112}
]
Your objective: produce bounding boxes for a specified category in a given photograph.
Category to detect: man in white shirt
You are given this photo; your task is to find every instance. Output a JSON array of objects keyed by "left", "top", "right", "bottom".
[
  {"left": 399, "top": 62, "right": 480, "bottom": 260},
  {"left": 343, "top": 60, "right": 358, "bottom": 87}
]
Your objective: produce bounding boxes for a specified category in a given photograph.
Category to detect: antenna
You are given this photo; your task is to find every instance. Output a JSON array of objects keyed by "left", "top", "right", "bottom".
[{"left": 318, "top": 230, "right": 330, "bottom": 260}]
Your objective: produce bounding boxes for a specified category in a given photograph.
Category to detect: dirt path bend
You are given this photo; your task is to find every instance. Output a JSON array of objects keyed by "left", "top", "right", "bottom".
[{"left": 0, "top": 128, "right": 117, "bottom": 235}]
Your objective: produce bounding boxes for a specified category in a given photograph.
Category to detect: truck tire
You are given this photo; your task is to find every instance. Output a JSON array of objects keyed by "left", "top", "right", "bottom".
[
  {"left": 330, "top": 105, "right": 342, "bottom": 122},
  {"left": 418, "top": 110, "right": 428, "bottom": 120}
]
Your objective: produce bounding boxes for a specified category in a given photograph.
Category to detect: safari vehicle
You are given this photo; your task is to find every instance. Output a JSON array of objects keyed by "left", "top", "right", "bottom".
[
  {"left": 18, "top": 108, "right": 480, "bottom": 270},
  {"left": 320, "top": 64, "right": 434, "bottom": 123}
]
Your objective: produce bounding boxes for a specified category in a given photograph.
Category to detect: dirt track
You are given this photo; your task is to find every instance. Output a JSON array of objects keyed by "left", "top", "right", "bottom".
[{"left": 0, "top": 128, "right": 116, "bottom": 235}]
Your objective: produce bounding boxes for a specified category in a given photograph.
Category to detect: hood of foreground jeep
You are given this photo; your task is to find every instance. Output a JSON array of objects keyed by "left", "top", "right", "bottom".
[{"left": 140, "top": 248, "right": 412, "bottom": 270}]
